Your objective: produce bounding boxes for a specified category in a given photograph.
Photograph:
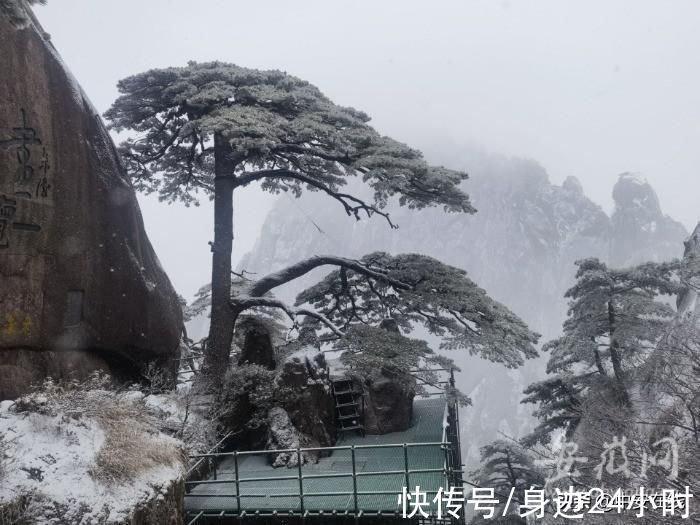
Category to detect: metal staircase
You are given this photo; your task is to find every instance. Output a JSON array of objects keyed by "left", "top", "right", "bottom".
[{"left": 331, "top": 377, "right": 365, "bottom": 437}]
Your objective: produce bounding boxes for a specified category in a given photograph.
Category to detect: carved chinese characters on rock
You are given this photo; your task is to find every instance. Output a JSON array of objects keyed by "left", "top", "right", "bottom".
[
  {"left": 36, "top": 146, "right": 51, "bottom": 198},
  {"left": 0, "top": 194, "right": 17, "bottom": 248},
  {"left": 0, "top": 109, "right": 47, "bottom": 250}
]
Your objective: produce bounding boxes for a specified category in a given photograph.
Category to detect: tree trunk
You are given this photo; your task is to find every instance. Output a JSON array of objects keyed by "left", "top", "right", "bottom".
[
  {"left": 607, "top": 300, "right": 630, "bottom": 405},
  {"left": 592, "top": 336, "right": 607, "bottom": 376},
  {"left": 203, "top": 133, "right": 237, "bottom": 382}
]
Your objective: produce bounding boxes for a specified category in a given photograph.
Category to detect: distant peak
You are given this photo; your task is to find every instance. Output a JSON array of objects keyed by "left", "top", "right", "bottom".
[
  {"left": 618, "top": 171, "right": 648, "bottom": 186},
  {"left": 562, "top": 176, "right": 583, "bottom": 194},
  {"left": 612, "top": 172, "right": 661, "bottom": 215}
]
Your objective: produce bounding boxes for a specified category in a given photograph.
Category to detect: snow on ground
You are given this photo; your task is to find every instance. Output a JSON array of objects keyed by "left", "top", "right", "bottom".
[{"left": 0, "top": 380, "right": 185, "bottom": 524}]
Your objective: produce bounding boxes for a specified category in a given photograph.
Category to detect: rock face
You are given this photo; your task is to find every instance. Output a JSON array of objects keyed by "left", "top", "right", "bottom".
[
  {"left": 362, "top": 375, "right": 414, "bottom": 434},
  {"left": 276, "top": 352, "right": 335, "bottom": 452},
  {"left": 126, "top": 477, "right": 185, "bottom": 525},
  {"left": 360, "top": 318, "right": 415, "bottom": 435},
  {"left": 266, "top": 407, "right": 320, "bottom": 467},
  {"left": 237, "top": 318, "right": 276, "bottom": 369},
  {"left": 240, "top": 144, "right": 687, "bottom": 464},
  {"left": 677, "top": 222, "right": 700, "bottom": 318},
  {"left": 0, "top": 5, "right": 182, "bottom": 399}
]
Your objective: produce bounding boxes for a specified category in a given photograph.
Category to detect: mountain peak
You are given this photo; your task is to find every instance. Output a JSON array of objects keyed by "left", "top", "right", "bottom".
[
  {"left": 609, "top": 172, "right": 686, "bottom": 266},
  {"left": 612, "top": 172, "right": 661, "bottom": 215},
  {"left": 562, "top": 176, "right": 583, "bottom": 194}
]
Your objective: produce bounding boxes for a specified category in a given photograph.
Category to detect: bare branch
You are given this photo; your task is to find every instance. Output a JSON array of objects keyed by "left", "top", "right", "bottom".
[
  {"left": 233, "top": 296, "right": 343, "bottom": 337},
  {"left": 236, "top": 168, "right": 397, "bottom": 228},
  {"left": 247, "top": 255, "right": 411, "bottom": 298}
]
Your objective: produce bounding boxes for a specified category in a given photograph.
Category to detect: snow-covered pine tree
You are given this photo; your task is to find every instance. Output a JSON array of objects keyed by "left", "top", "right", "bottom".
[
  {"left": 104, "top": 62, "right": 475, "bottom": 382},
  {"left": 523, "top": 257, "right": 681, "bottom": 445},
  {"left": 181, "top": 251, "right": 539, "bottom": 401},
  {"left": 469, "top": 440, "right": 544, "bottom": 524},
  {"left": 288, "top": 252, "right": 539, "bottom": 400}
]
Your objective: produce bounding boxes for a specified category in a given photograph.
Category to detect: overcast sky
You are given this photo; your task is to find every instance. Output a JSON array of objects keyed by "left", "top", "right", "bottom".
[{"left": 35, "top": 1, "right": 700, "bottom": 299}]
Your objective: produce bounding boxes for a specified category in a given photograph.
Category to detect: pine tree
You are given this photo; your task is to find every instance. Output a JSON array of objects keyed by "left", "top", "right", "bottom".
[
  {"left": 523, "top": 257, "right": 680, "bottom": 445},
  {"left": 186, "top": 251, "right": 540, "bottom": 398},
  {"left": 291, "top": 252, "right": 539, "bottom": 397},
  {"left": 295, "top": 252, "right": 539, "bottom": 369},
  {"left": 105, "top": 62, "right": 474, "bottom": 381},
  {"left": 521, "top": 374, "right": 586, "bottom": 447},
  {"left": 469, "top": 440, "right": 544, "bottom": 524}
]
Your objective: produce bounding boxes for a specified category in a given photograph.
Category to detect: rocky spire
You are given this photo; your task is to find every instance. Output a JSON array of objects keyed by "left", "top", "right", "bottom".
[{"left": 609, "top": 172, "right": 686, "bottom": 266}]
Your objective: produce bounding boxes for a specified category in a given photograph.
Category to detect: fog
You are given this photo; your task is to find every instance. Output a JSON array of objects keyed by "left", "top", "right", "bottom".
[{"left": 34, "top": 0, "right": 700, "bottom": 299}]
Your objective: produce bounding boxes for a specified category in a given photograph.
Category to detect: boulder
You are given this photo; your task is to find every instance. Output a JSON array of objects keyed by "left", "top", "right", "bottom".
[
  {"left": 274, "top": 350, "right": 336, "bottom": 455},
  {"left": 128, "top": 477, "right": 185, "bottom": 525},
  {"left": 362, "top": 374, "right": 415, "bottom": 434},
  {"left": 0, "top": 5, "right": 182, "bottom": 400},
  {"left": 237, "top": 318, "right": 276, "bottom": 369},
  {"left": 266, "top": 407, "right": 319, "bottom": 467},
  {"left": 356, "top": 317, "right": 415, "bottom": 435}
]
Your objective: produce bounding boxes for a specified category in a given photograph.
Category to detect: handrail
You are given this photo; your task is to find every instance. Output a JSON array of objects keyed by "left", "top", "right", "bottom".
[
  {"left": 186, "top": 430, "right": 238, "bottom": 479},
  {"left": 185, "top": 442, "right": 454, "bottom": 521},
  {"left": 185, "top": 368, "right": 465, "bottom": 523},
  {"left": 188, "top": 440, "right": 449, "bottom": 459},
  {"left": 442, "top": 401, "right": 449, "bottom": 490}
]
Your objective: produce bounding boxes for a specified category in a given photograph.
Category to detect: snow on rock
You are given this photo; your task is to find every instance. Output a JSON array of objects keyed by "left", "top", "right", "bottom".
[
  {"left": 142, "top": 390, "right": 218, "bottom": 456},
  {"left": 283, "top": 345, "right": 320, "bottom": 365},
  {"left": 265, "top": 407, "right": 318, "bottom": 467},
  {"left": 0, "top": 380, "right": 186, "bottom": 524}
]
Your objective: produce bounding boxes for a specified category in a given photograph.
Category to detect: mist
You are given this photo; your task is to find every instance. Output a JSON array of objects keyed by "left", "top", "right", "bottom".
[{"left": 34, "top": 0, "right": 700, "bottom": 300}]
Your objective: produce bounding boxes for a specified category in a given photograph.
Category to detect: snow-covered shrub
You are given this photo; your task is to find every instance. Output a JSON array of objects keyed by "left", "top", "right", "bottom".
[
  {"left": 216, "top": 365, "right": 280, "bottom": 431},
  {"left": 0, "top": 493, "right": 32, "bottom": 525},
  {"left": 139, "top": 361, "right": 174, "bottom": 395},
  {"left": 143, "top": 386, "right": 219, "bottom": 457},
  {"left": 90, "top": 396, "right": 184, "bottom": 483}
]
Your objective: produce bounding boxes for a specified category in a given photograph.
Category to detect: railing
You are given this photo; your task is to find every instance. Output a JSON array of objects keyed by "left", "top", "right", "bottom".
[
  {"left": 184, "top": 368, "right": 465, "bottom": 524},
  {"left": 185, "top": 441, "right": 453, "bottom": 518},
  {"left": 185, "top": 430, "right": 242, "bottom": 484}
]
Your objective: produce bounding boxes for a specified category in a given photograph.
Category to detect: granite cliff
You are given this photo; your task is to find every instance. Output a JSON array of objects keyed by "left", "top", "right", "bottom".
[{"left": 0, "top": 3, "right": 182, "bottom": 399}]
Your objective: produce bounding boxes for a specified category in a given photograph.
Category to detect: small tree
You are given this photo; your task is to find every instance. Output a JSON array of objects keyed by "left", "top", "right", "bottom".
[
  {"left": 521, "top": 374, "right": 586, "bottom": 447},
  {"left": 469, "top": 440, "right": 544, "bottom": 524},
  {"left": 105, "top": 62, "right": 474, "bottom": 379}
]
